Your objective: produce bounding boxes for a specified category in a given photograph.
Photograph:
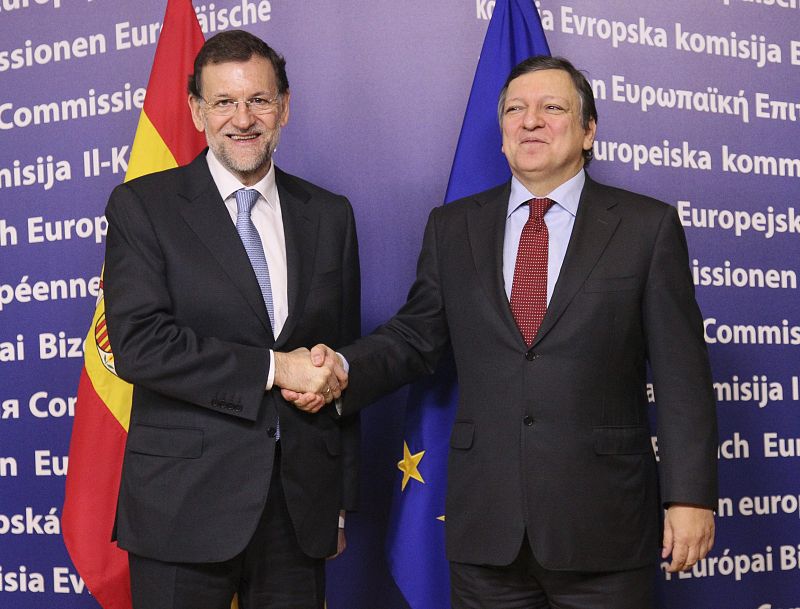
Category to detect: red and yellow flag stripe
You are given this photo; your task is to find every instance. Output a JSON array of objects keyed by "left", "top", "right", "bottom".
[{"left": 62, "top": 2, "right": 205, "bottom": 608}]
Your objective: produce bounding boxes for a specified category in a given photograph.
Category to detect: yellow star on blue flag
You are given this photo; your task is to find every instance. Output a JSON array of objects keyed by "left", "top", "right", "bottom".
[{"left": 398, "top": 441, "right": 425, "bottom": 491}]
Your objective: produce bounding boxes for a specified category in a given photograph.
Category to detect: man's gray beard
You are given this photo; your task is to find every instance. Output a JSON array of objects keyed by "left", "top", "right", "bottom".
[{"left": 211, "top": 127, "right": 281, "bottom": 177}]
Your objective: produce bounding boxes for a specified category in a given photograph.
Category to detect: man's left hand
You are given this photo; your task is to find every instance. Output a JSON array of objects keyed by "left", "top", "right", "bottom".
[{"left": 662, "top": 504, "right": 715, "bottom": 572}]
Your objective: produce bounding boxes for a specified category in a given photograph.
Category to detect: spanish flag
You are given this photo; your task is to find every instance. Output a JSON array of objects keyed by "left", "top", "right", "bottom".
[{"left": 62, "top": 2, "right": 205, "bottom": 607}]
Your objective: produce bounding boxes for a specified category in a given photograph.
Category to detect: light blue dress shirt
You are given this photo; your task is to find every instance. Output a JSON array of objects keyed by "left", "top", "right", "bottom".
[{"left": 502, "top": 170, "right": 586, "bottom": 304}]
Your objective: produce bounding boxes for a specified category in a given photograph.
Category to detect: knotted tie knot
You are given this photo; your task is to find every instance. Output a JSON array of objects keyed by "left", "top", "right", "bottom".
[
  {"left": 527, "top": 197, "right": 553, "bottom": 225},
  {"left": 235, "top": 188, "right": 260, "bottom": 215}
]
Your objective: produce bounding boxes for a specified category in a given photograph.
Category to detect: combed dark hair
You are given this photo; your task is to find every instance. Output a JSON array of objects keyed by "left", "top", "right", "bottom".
[
  {"left": 187, "top": 29, "right": 289, "bottom": 98},
  {"left": 497, "top": 55, "right": 597, "bottom": 163}
]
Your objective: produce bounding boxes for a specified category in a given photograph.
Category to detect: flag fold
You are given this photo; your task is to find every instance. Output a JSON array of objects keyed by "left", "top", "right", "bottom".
[{"left": 386, "top": 2, "right": 550, "bottom": 607}]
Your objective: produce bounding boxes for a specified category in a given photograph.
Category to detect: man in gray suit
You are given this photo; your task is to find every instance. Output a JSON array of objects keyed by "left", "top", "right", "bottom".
[{"left": 288, "top": 56, "right": 717, "bottom": 609}]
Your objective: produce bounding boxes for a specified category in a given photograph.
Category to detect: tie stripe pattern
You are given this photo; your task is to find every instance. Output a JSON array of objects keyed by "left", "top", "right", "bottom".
[
  {"left": 510, "top": 197, "right": 553, "bottom": 346},
  {"left": 235, "top": 188, "right": 275, "bottom": 331}
]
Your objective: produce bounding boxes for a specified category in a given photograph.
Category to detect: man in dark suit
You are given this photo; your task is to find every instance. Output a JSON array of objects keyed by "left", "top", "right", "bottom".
[
  {"left": 103, "top": 30, "right": 359, "bottom": 609},
  {"left": 289, "top": 56, "right": 717, "bottom": 608}
]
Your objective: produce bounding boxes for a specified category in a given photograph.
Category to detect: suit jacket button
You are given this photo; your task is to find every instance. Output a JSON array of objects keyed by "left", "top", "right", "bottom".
[
  {"left": 267, "top": 427, "right": 277, "bottom": 438},
  {"left": 523, "top": 415, "right": 534, "bottom": 426},
  {"left": 525, "top": 350, "right": 538, "bottom": 361}
]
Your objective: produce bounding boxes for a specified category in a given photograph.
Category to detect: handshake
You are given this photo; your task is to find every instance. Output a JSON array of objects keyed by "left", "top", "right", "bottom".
[{"left": 273, "top": 345, "right": 345, "bottom": 413}]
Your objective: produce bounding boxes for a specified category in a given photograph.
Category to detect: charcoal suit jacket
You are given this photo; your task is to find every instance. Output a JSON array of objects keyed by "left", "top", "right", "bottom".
[
  {"left": 340, "top": 173, "right": 717, "bottom": 571},
  {"left": 104, "top": 151, "right": 360, "bottom": 562}
]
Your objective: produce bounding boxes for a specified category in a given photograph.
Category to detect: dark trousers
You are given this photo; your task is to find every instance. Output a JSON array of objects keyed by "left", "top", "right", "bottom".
[
  {"left": 450, "top": 535, "right": 654, "bottom": 609},
  {"left": 129, "top": 446, "right": 325, "bottom": 609}
]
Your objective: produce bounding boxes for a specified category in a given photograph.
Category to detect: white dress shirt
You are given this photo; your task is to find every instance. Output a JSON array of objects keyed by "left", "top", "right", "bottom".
[
  {"left": 205, "top": 149, "right": 287, "bottom": 389},
  {"left": 502, "top": 169, "right": 585, "bottom": 304}
]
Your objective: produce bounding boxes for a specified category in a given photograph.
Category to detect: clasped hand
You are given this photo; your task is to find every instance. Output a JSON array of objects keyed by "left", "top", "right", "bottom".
[{"left": 274, "top": 345, "right": 344, "bottom": 412}]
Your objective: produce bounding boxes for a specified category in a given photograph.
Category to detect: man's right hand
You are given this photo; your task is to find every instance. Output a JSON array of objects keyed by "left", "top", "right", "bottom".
[
  {"left": 280, "top": 344, "right": 346, "bottom": 412},
  {"left": 273, "top": 346, "right": 344, "bottom": 409}
]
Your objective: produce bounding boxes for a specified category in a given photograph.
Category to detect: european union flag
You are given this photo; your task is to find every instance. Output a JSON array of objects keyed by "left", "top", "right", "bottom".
[{"left": 386, "top": 1, "right": 551, "bottom": 608}]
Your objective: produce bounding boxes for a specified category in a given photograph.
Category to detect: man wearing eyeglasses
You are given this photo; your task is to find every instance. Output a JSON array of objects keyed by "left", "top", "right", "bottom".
[{"left": 102, "top": 29, "right": 359, "bottom": 609}]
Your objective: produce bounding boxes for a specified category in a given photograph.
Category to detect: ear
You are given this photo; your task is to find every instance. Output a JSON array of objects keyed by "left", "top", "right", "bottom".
[
  {"left": 582, "top": 117, "right": 597, "bottom": 151},
  {"left": 188, "top": 95, "right": 205, "bottom": 133},
  {"left": 279, "top": 90, "right": 290, "bottom": 128}
]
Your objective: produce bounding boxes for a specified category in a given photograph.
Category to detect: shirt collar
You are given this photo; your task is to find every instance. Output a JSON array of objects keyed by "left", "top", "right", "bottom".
[
  {"left": 507, "top": 169, "right": 585, "bottom": 219},
  {"left": 205, "top": 148, "right": 279, "bottom": 208}
]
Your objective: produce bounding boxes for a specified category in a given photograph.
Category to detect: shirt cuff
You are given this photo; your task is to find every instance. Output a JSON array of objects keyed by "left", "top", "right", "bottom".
[
  {"left": 337, "top": 352, "right": 349, "bottom": 372},
  {"left": 335, "top": 352, "right": 348, "bottom": 415},
  {"left": 266, "top": 349, "right": 275, "bottom": 390}
]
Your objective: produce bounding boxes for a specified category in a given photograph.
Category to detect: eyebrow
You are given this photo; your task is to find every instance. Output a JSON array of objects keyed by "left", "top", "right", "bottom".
[
  {"left": 504, "top": 95, "right": 571, "bottom": 105},
  {"left": 207, "top": 89, "right": 271, "bottom": 99}
]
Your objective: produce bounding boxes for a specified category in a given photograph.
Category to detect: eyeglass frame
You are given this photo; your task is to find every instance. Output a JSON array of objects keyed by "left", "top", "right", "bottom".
[{"left": 199, "top": 94, "right": 283, "bottom": 116}]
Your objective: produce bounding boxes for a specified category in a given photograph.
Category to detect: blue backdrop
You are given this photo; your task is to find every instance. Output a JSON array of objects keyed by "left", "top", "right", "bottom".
[{"left": 1, "top": 1, "right": 798, "bottom": 608}]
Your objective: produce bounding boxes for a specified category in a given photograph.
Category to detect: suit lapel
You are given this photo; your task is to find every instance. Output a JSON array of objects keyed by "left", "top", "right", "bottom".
[
  {"left": 532, "top": 176, "right": 620, "bottom": 346},
  {"left": 466, "top": 182, "right": 523, "bottom": 341},
  {"left": 274, "top": 168, "right": 317, "bottom": 349},
  {"left": 176, "top": 153, "right": 274, "bottom": 338}
]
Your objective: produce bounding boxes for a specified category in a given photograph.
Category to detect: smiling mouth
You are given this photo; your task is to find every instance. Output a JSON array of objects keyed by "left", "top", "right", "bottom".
[{"left": 227, "top": 133, "right": 260, "bottom": 141}]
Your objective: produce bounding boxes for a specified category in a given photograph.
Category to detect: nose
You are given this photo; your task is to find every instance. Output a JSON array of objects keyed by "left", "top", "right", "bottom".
[
  {"left": 230, "top": 101, "right": 256, "bottom": 128},
  {"left": 522, "top": 107, "right": 544, "bottom": 130}
]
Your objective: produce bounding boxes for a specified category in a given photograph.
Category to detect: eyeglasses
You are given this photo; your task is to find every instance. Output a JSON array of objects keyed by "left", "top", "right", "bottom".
[{"left": 201, "top": 95, "right": 281, "bottom": 116}]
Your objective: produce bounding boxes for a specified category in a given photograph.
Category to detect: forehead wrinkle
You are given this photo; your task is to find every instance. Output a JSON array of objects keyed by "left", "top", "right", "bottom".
[
  {"left": 510, "top": 72, "right": 581, "bottom": 101},
  {"left": 506, "top": 83, "right": 573, "bottom": 100},
  {"left": 200, "top": 61, "right": 275, "bottom": 94}
]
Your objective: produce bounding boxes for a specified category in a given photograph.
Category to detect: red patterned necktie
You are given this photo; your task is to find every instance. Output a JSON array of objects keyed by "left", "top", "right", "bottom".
[{"left": 510, "top": 198, "right": 553, "bottom": 346}]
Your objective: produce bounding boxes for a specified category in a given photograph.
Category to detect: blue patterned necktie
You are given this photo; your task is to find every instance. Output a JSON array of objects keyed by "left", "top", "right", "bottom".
[
  {"left": 235, "top": 188, "right": 275, "bottom": 332},
  {"left": 235, "top": 188, "right": 280, "bottom": 439}
]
